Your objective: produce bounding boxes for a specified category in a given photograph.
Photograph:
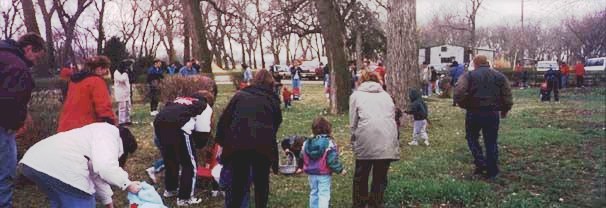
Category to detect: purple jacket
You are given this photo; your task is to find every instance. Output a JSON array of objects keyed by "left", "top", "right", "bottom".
[
  {"left": 0, "top": 39, "right": 35, "bottom": 130},
  {"left": 302, "top": 135, "right": 344, "bottom": 175}
]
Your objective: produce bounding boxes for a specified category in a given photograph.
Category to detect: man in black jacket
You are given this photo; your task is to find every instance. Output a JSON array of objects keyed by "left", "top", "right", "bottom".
[
  {"left": 0, "top": 33, "right": 46, "bottom": 207},
  {"left": 216, "top": 69, "right": 282, "bottom": 208},
  {"left": 454, "top": 55, "right": 513, "bottom": 179}
]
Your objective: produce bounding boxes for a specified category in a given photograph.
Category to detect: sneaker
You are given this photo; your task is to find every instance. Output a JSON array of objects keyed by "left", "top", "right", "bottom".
[
  {"left": 408, "top": 141, "right": 419, "bottom": 146},
  {"left": 146, "top": 167, "right": 157, "bottom": 184},
  {"left": 150, "top": 111, "right": 159, "bottom": 116},
  {"left": 423, "top": 140, "right": 430, "bottom": 146},
  {"left": 177, "top": 197, "right": 203, "bottom": 206},
  {"left": 163, "top": 190, "right": 178, "bottom": 198}
]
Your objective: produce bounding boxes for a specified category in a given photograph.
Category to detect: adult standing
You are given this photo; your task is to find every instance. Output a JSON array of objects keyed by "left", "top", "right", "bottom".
[
  {"left": 290, "top": 61, "right": 303, "bottom": 99},
  {"left": 430, "top": 66, "right": 438, "bottom": 94},
  {"left": 114, "top": 61, "right": 132, "bottom": 126},
  {"left": 421, "top": 62, "right": 431, "bottom": 97},
  {"left": 375, "top": 62, "right": 387, "bottom": 90},
  {"left": 559, "top": 62, "right": 570, "bottom": 89},
  {"left": 544, "top": 67, "right": 560, "bottom": 103},
  {"left": 20, "top": 123, "right": 141, "bottom": 207},
  {"left": 349, "top": 71, "right": 399, "bottom": 208},
  {"left": 514, "top": 62, "right": 523, "bottom": 87},
  {"left": 449, "top": 61, "right": 465, "bottom": 106},
  {"left": 349, "top": 62, "right": 358, "bottom": 89},
  {"left": 179, "top": 60, "right": 198, "bottom": 77},
  {"left": 0, "top": 32, "right": 46, "bottom": 207},
  {"left": 216, "top": 70, "right": 282, "bottom": 208},
  {"left": 148, "top": 60, "right": 164, "bottom": 116},
  {"left": 270, "top": 64, "right": 283, "bottom": 98},
  {"left": 454, "top": 55, "right": 513, "bottom": 179},
  {"left": 574, "top": 60, "right": 585, "bottom": 88},
  {"left": 58, "top": 56, "right": 116, "bottom": 133},
  {"left": 242, "top": 63, "right": 253, "bottom": 84},
  {"left": 323, "top": 63, "right": 330, "bottom": 99}
]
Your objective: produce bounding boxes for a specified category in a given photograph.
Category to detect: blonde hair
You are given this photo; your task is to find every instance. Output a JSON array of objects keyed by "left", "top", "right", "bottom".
[{"left": 359, "top": 69, "right": 380, "bottom": 83}]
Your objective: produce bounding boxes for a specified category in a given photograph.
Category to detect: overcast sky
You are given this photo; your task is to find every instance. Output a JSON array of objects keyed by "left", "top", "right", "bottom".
[{"left": 2, "top": 0, "right": 605, "bottom": 62}]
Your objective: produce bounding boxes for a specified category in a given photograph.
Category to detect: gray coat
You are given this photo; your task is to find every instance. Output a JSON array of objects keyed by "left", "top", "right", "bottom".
[{"left": 349, "top": 82, "right": 400, "bottom": 160}]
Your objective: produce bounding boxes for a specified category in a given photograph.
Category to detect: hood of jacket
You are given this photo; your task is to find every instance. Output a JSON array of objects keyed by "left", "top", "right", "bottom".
[
  {"left": 357, "top": 81, "right": 383, "bottom": 93},
  {"left": 0, "top": 39, "right": 33, "bottom": 67},
  {"left": 408, "top": 88, "right": 422, "bottom": 102},
  {"left": 304, "top": 135, "right": 330, "bottom": 160},
  {"left": 70, "top": 71, "right": 101, "bottom": 83}
]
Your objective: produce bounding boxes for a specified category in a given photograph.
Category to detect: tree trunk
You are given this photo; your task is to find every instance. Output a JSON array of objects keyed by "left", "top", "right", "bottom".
[
  {"left": 355, "top": 30, "right": 363, "bottom": 71},
  {"left": 182, "top": 0, "right": 212, "bottom": 73},
  {"left": 286, "top": 35, "right": 291, "bottom": 65},
  {"left": 227, "top": 37, "right": 236, "bottom": 69},
  {"left": 385, "top": 0, "right": 419, "bottom": 113},
  {"left": 241, "top": 39, "right": 246, "bottom": 66},
  {"left": 313, "top": 0, "right": 351, "bottom": 114},
  {"left": 259, "top": 33, "right": 265, "bottom": 68},
  {"left": 183, "top": 17, "right": 191, "bottom": 62},
  {"left": 37, "top": 0, "right": 55, "bottom": 76},
  {"left": 22, "top": 0, "right": 40, "bottom": 34},
  {"left": 96, "top": 0, "right": 106, "bottom": 55}
]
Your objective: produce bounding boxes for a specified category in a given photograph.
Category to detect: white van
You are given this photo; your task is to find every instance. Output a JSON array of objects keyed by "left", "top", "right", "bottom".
[
  {"left": 585, "top": 57, "right": 606, "bottom": 71},
  {"left": 536, "top": 61, "right": 559, "bottom": 72}
]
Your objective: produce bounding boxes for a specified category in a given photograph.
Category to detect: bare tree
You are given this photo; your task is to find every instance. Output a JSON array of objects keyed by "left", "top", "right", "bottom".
[
  {"left": 313, "top": 0, "right": 351, "bottom": 113},
  {"left": 1, "top": 0, "right": 25, "bottom": 40},
  {"left": 21, "top": 0, "right": 40, "bottom": 34},
  {"left": 152, "top": 0, "right": 180, "bottom": 64},
  {"left": 53, "top": 0, "right": 94, "bottom": 66},
  {"left": 37, "top": 0, "right": 57, "bottom": 70},
  {"left": 181, "top": 0, "right": 212, "bottom": 73},
  {"left": 385, "top": 0, "right": 418, "bottom": 112}
]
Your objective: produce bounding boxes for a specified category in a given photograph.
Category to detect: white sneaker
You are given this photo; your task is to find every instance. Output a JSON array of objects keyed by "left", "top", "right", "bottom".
[
  {"left": 423, "top": 140, "right": 430, "bottom": 146},
  {"left": 146, "top": 167, "right": 157, "bottom": 184},
  {"left": 150, "top": 111, "right": 159, "bottom": 116},
  {"left": 177, "top": 197, "right": 203, "bottom": 206},
  {"left": 408, "top": 141, "right": 419, "bottom": 146},
  {"left": 163, "top": 190, "right": 178, "bottom": 198}
]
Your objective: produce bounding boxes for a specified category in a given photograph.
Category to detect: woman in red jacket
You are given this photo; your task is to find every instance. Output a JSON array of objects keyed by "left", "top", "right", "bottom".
[{"left": 57, "top": 56, "right": 116, "bottom": 132}]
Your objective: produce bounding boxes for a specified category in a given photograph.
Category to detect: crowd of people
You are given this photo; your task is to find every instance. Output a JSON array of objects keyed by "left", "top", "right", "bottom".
[{"left": 0, "top": 32, "right": 594, "bottom": 208}]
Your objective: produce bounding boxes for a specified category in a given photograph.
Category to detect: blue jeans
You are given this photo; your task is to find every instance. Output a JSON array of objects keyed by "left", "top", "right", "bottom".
[
  {"left": 292, "top": 79, "right": 301, "bottom": 89},
  {"left": 561, "top": 75, "right": 568, "bottom": 88},
  {"left": 465, "top": 111, "right": 500, "bottom": 177},
  {"left": 152, "top": 135, "right": 164, "bottom": 172},
  {"left": 22, "top": 165, "right": 95, "bottom": 207},
  {"left": 0, "top": 127, "right": 16, "bottom": 207},
  {"left": 308, "top": 175, "right": 331, "bottom": 208}
]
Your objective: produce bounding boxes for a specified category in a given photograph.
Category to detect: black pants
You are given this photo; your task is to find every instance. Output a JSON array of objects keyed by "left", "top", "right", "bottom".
[
  {"left": 546, "top": 80, "right": 559, "bottom": 102},
  {"left": 465, "top": 111, "right": 500, "bottom": 177},
  {"left": 225, "top": 151, "right": 271, "bottom": 208},
  {"left": 353, "top": 159, "right": 391, "bottom": 208},
  {"left": 156, "top": 127, "right": 197, "bottom": 200},
  {"left": 150, "top": 85, "right": 160, "bottom": 111},
  {"left": 576, "top": 75, "right": 584, "bottom": 87}
]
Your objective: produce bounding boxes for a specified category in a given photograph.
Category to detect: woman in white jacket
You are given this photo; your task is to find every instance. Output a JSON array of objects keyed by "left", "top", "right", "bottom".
[
  {"left": 114, "top": 63, "right": 132, "bottom": 125},
  {"left": 20, "top": 123, "right": 141, "bottom": 207}
]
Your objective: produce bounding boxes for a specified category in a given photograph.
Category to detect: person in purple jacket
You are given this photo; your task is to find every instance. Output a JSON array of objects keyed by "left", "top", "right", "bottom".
[
  {"left": 0, "top": 33, "right": 46, "bottom": 207},
  {"left": 301, "top": 117, "right": 346, "bottom": 208}
]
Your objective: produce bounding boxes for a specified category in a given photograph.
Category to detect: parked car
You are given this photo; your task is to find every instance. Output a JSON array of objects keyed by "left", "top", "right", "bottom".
[
  {"left": 585, "top": 57, "right": 606, "bottom": 71},
  {"left": 536, "top": 61, "right": 559, "bottom": 72},
  {"left": 273, "top": 65, "right": 291, "bottom": 79},
  {"left": 300, "top": 60, "right": 322, "bottom": 80}
]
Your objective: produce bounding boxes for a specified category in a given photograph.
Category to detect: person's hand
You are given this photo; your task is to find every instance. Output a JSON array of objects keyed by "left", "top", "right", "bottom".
[
  {"left": 126, "top": 181, "right": 141, "bottom": 194},
  {"left": 340, "top": 170, "right": 347, "bottom": 176},
  {"left": 500, "top": 111, "right": 508, "bottom": 118},
  {"left": 284, "top": 149, "right": 291, "bottom": 154}
]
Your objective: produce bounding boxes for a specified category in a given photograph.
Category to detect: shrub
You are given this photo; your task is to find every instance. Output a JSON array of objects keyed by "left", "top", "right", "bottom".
[
  {"left": 159, "top": 75, "right": 217, "bottom": 103},
  {"left": 16, "top": 90, "right": 62, "bottom": 158}
]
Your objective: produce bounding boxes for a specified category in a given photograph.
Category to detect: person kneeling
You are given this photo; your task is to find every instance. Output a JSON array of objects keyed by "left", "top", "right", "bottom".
[{"left": 19, "top": 123, "right": 141, "bottom": 208}]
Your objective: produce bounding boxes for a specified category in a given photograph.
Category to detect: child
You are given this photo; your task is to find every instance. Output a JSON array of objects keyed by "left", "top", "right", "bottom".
[
  {"left": 540, "top": 81, "right": 550, "bottom": 102},
  {"left": 282, "top": 86, "right": 293, "bottom": 109},
  {"left": 405, "top": 89, "right": 429, "bottom": 146},
  {"left": 302, "top": 117, "right": 346, "bottom": 208},
  {"left": 281, "top": 135, "right": 306, "bottom": 173}
]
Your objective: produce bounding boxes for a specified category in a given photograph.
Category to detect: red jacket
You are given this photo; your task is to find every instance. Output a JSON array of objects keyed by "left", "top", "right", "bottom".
[
  {"left": 560, "top": 65, "right": 570, "bottom": 76},
  {"left": 374, "top": 66, "right": 386, "bottom": 80},
  {"left": 282, "top": 88, "right": 292, "bottom": 101},
  {"left": 57, "top": 72, "right": 116, "bottom": 132},
  {"left": 575, "top": 63, "right": 585, "bottom": 76}
]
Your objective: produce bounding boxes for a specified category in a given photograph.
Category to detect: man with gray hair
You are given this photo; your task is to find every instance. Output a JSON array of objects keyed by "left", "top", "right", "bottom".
[{"left": 454, "top": 55, "right": 513, "bottom": 180}]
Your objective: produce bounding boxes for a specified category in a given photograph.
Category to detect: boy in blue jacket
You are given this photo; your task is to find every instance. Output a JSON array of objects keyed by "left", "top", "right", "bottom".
[{"left": 302, "top": 117, "right": 346, "bottom": 208}]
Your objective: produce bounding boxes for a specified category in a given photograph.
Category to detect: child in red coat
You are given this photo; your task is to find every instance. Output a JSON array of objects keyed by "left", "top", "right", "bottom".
[{"left": 282, "top": 87, "right": 292, "bottom": 109}]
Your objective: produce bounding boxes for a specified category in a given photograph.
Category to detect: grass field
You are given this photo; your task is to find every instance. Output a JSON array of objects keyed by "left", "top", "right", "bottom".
[{"left": 13, "top": 84, "right": 606, "bottom": 208}]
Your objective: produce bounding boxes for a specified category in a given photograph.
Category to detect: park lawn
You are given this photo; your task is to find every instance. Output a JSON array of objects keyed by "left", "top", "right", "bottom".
[{"left": 12, "top": 84, "right": 605, "bottom": 208}]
